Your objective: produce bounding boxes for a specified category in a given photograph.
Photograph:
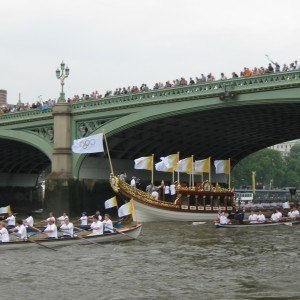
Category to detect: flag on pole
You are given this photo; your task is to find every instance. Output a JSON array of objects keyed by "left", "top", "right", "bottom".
[
  {"left": 175, "top": 157, "right": 193, "bottom": 173},
  {"left": 161, "top": 154, "right": 179, "bottom": 169},
  {"left": 118, "top": 200, "right": 134, "bottom": 217},
  {"left": 155, "top": 161, "right": 173, "bottom": 172},
  {"left": 214, "top": 160, "right": 230, "bottom": 174},
  {"left": 0, "top": 205, "right": 10, "bottom": 214},
  {"left": 104, "top": 196, "right": 118, "bottom": 209},
  {"left": 194, "top": 158, "right": 210, "bottom": 173},
  {"left": 72, "top": 133, "right": 104, "bottom": 154},
  {"left": 134, "top": 156, "right": 153, "bottom": 171}
]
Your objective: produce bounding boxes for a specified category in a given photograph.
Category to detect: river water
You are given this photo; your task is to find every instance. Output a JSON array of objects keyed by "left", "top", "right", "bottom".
[{"left": 0, "top": 221, "right": 299, "bottom": 299}]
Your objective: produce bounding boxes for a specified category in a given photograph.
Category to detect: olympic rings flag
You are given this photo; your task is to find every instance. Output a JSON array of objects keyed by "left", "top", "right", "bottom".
[{"left": 72, "top": 133, "right": 104, "bottom": 154}]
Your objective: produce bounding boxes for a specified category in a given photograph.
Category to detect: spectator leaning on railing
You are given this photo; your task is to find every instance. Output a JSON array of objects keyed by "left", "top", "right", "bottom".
[{"left": 1, "top": 59, "right": 300, "bottom": 115}]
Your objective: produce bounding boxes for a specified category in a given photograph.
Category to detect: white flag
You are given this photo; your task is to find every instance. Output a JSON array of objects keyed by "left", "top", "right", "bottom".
[
  {"left": 194, "top": 158, "right": 210, "bottom": 173},
  {"left": 175, "top": 157, "right": 193, "bottom": 173},
  {"left": 214, "top": 160, "right": 230, "bottom": 174},
  {"left": 161, "top": 154, "right": 179, "bottom": 169},
  {"left": 104, "top": 196, "right": 118, "bottom": 209},
  {"left": 0, "top": 205, "right": 10, "bottom": 214},
  {"left": 72, "top": 133, "right": 104, "bottom": 154},
  {"left": 155, "top": 161, "right": 173, "bottom": 172},
  {"left": 134, "top": 156, "right": 153, "bottom": 170},
  {"left": 118, "top": 200, "right": 134, "bottom": 217}
]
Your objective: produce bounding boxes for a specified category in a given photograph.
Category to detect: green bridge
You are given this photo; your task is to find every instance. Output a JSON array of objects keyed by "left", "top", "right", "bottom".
[{"left": 1, "top": 70, "right": 300, "bottom": 213}]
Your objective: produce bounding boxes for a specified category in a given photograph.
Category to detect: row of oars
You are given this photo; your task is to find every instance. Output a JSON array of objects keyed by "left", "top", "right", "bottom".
[{"left": 25, "top": 224, "right": 145, "bottom": 252}]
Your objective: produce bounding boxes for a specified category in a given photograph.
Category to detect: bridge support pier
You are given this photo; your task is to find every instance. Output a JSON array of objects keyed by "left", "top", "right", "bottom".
[
  {"left": 50, "top": 103, "right": 73, "bottom": 178},
  {"left": 44, "top": 179, "right": 112, "bottom": 217}
]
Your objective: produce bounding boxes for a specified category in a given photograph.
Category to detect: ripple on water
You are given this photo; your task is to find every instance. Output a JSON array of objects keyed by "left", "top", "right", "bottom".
[{"left": 0, "top": 222, "right": 300, "bottom": 299}]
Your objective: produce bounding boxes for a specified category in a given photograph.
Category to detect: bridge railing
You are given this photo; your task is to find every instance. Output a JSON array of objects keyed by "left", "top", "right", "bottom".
[
  {"left": 1, "top": 70, "right": 300, "bottom": 122},
  {"left": 70, "top": 70, "right": 300, "bottom": 112},
  {"left": 0, "top": 108, "right": 53, "bottom": 122}
]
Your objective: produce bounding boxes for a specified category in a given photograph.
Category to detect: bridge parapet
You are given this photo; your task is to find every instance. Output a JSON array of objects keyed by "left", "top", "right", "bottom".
[
  {"left": 1, "top": 70, "right": 300, "bottom": 123},
  {"left": 70, "top": 70, "right": 300, "bottom": 113},
  {"left": 0, "top": 108, "right": 53, "bottom": 125}
]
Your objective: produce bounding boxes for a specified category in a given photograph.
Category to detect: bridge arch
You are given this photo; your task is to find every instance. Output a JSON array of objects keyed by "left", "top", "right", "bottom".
[
  {"left": 0, "top": 129, "right": 52, "bottom": 159},
  {"left": 73, "top": 87, "right": 300, "bottom": 177}
]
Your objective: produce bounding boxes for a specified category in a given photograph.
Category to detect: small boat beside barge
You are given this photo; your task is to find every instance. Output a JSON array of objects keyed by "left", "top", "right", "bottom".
[
  {"left": 215, "top": 220, "right": 299, "bottom": 228},
  {"left": 0, "top": 224, "right": 142, "bottom": 250}
]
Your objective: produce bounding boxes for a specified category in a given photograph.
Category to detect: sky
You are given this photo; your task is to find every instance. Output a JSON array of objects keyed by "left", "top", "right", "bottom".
[{"left": 1, "top": 0, "right": 300, "bottom": 104}]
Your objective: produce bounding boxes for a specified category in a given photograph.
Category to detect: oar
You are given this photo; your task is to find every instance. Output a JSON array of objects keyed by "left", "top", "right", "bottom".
[
  {"left": 27, "top": 237, "right": 57, "bottom": 251},
  {"left": 114, "top": 226, "right": 145, "bottom": 244},
  {"left": 75, "top": 234, "right": 103, "bottom": 247}
]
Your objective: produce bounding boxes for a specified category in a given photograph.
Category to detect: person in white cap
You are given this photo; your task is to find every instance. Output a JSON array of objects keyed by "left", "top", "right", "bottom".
[{"left": 42, "top": 219, "right": 58, "bottom": 239}]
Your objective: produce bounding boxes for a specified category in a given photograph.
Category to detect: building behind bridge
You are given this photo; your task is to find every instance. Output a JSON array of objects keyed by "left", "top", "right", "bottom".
[
  {"left": 0, "top": 90, "right": 7, "bottom": 105},
  {"left": 269, "top": 139, "right": 300, "bottom": 157}
]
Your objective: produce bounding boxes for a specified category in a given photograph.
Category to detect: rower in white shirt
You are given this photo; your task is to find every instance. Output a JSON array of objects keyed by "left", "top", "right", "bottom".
[
  {"left": 88, "top": 211, "right": 102, "bottom": 222},
  {"left": 4, "top": 211, "right": 16, "bottom": 229},
  {"left": 257, "top": 211, "right": 266, "bottom": 223},
  {"left": 88, "top": 215, "right": 103, "bottom": 236},
  {"left": 79, "top": 212, "right": 88, "bottom": 227},
  {"left": 59, "top": 218, "right": 74, "bottom": 238},
  {"left": 24, "top": 212, "right": 34, "bottom": 227},
  {"left": 102, "top": 214, "right": 114, "bottom": 233},
  {"left": 271, "top": 210, "right": 280, "bottom": 222},
  {"left": 57, "top": 212, "right": 69, "bottom": 225},
  {"left": 248, "top": 211, "right": 258, "bottom": 223},
  {"left": 275, "top": 209, "right": 282, "bottom": 220},
  {"left": 219, "top": 212, "right": 230, "bottom": 225},
  {"left": 0, "top": 221, "right": 9, "bottom": 242},
  {"left": 288, "top": 207, "right": 300, "bottom": 219},
  {"left": 42, "top": 219, "right": 58, "bottom": 238},
  {"left": 10, "top": 220, "right": 27, "bottom": 240},
  {"left": 43, "top": 212, "right": 56, "bottom": 223}
]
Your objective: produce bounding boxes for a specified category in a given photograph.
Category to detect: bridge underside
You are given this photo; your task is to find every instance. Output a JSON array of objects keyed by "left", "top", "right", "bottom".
[
  {"left": 0, "top": 139, "right": 50, "bottom": 186},
  {"left": 104, "top": 102, "right": 300, "bottom": 166}
]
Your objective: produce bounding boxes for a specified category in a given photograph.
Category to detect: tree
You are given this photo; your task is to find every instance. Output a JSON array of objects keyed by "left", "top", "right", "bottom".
[
  {"left": 285, "top": 144, "right": 300, "bottom": 187},
  {"left": 232, "top": 149, "right": 286, "bottom": 188}
]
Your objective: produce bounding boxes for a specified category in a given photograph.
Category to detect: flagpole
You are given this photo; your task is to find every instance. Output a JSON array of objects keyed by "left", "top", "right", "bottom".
[
  {"left": 191, "top": 155, "right": 194, "bottom": 187},
  {"left": 151, "top": 154, "right": 154, "bottom": 184},
  {"left": 228, "top": 158, "right": 231, "bottom": 189},
  {"left": 177, "top": 152, "right": 180, "bottom": 184},
  {"left": 209, "top": 156, "right": 211, "bottom": 183},
  {"left": 103, "top": 130, "right": 114, "bottom": 176}
]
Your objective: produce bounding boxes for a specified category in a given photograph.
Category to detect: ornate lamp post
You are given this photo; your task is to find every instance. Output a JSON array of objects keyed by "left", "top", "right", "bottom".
[{"left": 56, "top": 61, "right": 70, "bottom": 103}]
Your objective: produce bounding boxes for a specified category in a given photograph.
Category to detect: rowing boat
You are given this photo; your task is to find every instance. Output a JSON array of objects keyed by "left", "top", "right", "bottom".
[
  {"left": 215, "top": 220, "right": 299, "bottom": 228},
  {"left": 0, "top": 224, "right": 142, "bottom": 250}
]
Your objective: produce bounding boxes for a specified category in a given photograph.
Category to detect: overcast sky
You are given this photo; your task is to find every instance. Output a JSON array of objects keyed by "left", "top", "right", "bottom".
[{"left": 1, "top": 0, "right": 300, "bottom": 104}]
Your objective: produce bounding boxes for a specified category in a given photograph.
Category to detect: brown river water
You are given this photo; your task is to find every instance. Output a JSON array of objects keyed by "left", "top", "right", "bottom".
[{"left": 0, "top": 221, "right": 299, "bottom": 300}]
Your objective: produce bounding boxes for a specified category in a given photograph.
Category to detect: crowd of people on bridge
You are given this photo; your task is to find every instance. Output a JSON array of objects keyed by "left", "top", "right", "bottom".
[
  {"left": 0, "top": 99, "right": 56, "bottom": 115},
  {"left": 1, "top": 58, "right": 299, "bottom": 115}
]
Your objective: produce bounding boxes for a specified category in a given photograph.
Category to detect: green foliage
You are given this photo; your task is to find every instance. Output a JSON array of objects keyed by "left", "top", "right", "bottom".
[
  {"left": 285, "top": 144, "right": 300, "bottom": 187},
  {"left": 232, "top": 148, "right": 287, "bottom": 188}
]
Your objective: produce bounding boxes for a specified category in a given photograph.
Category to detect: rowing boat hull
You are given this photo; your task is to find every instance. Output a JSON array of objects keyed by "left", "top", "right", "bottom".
[
  {"left": 133, "top": 199, "right": 216, "bottom": 222},
  {"left": 215, "top": 221, "right": 298, "bottom": 228},
  {"left": 0, "top": 225, "right": 142, "bottom": 250}
]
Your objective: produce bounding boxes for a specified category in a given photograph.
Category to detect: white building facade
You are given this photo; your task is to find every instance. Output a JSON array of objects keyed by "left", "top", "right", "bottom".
[{"left": 269, "top": 140, "right": 300, "bottom": 157}]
